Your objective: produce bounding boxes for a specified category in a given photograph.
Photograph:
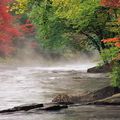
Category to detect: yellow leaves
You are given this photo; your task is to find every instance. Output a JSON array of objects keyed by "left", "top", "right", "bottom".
[
  {"left": 52, "top": 0, "right": 81, "bottom": 19},
  {"left": 10, "top": 0, "right": 29, "bottom": 14},
  {"left": 52, "top": 0, "right": 70, "bottom": 6}
]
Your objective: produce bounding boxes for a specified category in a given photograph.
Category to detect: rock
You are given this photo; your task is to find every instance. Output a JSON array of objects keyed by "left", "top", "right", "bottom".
[
  {"left": 13, "top": 103, "right": 44, "bottom": 111},
  {"left": 87, "top": 63, "right": 112, "bottom": 73},
  {"left": 0, "top": 108, "right": 17, "bottom": 113},
  {"left": 0, "top": 103, "right": 68, "bottom": 113},
  {"left": 80, "top": 86, "right": 118, "bottom": 102},
  {"left": 52, "top": 94, "right": 73, "bottom": 104},
  {"left": 93, "top": 93, "right": 120, "bottom": 105},
  {"left": 0, "top": 103, "right": 43, "bottom": 113},
  {"left": 40, "top": 103, "right": 68, "bottom": 111},
  {"left": 52, "top": 86, "right": 120, "bottom": 105}
]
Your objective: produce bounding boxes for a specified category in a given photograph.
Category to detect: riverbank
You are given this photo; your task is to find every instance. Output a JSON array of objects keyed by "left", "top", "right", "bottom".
[
  {"left": 87, "top": 63, "right": 112, "bottom": 73},
  {"left": 0, "top": 85, "right": 120, "bottom": 114},
  {"left": 52, "top": 86, "right": 120, "bottom": 105}
]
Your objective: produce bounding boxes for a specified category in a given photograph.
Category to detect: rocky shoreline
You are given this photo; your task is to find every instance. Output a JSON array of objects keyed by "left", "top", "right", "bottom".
[
  {"left": 52, "top": 86, "right": 120, "bottom": 105},
  {"left": 0, "top": 86, "right": 120, "bottom": 114},
  {"left": 0, "top": 65, "right": 120, "bottom": 114},
  {"left": 87, "top": 63, "right": 112, "bottom": 73}
]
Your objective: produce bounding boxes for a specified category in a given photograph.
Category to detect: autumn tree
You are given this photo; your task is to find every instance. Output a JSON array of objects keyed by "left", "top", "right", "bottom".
[
  {"left": 101, "top": 0, "right": 120, "bottom": 8},
  {"left": 100, "top": 0, "right": 120, "bottom": 88},
  {"left": 0, "top": 0, "right": 21, "bottom": 56}
]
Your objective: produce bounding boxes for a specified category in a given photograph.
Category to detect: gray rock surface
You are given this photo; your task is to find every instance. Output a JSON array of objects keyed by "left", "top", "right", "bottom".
[
  {"left": 87, "top": 63, "right": 112, "bottom": 73},
  {"left": 93, "top": 93, "right": 120, "bottom": 105}
]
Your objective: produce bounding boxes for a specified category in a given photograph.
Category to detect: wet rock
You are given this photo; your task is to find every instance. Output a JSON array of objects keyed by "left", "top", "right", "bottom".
[
  {"left": 40, "top": 103, "right": 68, "bottom": 111},
  {"left": 87, "top": 63, "right": 112, "bottom": 73},
  {"left": 13, "top": 103, "right": 44, "bottom": 111},
  {"left": 93, "top": 93, "right": 120, "bottom": 105},
  {"left": 80, "top": 86, "right": 118, "bottom": 102},
  {"left": 0, "top": 103, "right": 43, "bottom": 113},
  {"left": 52, "top": 86, "right": 120, "bottom": 105},
  {"left": 0, "top": 108, "right": 17, "bottom": 113},
  {"left": 52, "top": 94, "right": 73, "bottom": 104},
  {"left": 0, "top": 103, "right": 68, "bottom": 113}
]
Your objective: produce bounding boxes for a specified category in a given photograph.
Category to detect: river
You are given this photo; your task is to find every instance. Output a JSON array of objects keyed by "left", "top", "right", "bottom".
[{"left": 0, "top": 63, "right": 120, "bottom": 120}]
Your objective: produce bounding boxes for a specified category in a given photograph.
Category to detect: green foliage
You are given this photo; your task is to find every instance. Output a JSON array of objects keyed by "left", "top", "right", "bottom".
[
  {"left": 14, "top": 0, "right": 113, "bottom": 53},
  {"left": 105, "top": 9, "right": 120, "bottom": 35},
  {"left": 110, "top": 63, "right": 120, "bottom": 88},
  {"left": 29, "top": 1, "right": 71, "bottom": 53},
  {"left": 101, "top": 47, "right": 119, "bottom": 63},
  {"left": 11, "top": 0, "right": 119, "bottom": 55},
  {"left": 100, "top": 47, "right": 120, "bottom": 88},
  {"left": 53, "top": 0, "right": 100, "bottom": 30}
]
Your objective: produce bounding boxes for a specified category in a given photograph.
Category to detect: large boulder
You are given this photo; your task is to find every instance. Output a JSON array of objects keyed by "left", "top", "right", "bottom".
[
  {"left": 87, "top": 63, "right": 112, "bottom": 73},
  {"left": 52, "top": 86, "right": 120, "bottom": 104},
  {"left": 52, "top": 94, "right": 73, "bottom": 104},
  {"left": 93, "top": 93, "right": 120, "bottom": 105}
]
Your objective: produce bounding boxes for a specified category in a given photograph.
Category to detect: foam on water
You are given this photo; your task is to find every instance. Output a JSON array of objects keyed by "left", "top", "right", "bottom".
[{"left": 17, "top": 62, "right": 96, "bottom": 72}]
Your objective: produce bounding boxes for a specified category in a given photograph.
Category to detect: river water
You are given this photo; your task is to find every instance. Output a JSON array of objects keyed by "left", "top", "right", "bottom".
[{"left": 0, "top": 63, "right": 120, "bottom": 120}]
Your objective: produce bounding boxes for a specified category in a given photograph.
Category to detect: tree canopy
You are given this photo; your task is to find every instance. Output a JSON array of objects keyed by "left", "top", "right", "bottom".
[{"left": 0, "top": 0, "right": 21, "bottom": 56}]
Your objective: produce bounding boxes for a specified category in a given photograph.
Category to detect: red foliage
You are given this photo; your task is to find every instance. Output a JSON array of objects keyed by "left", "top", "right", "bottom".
[
  {"left": 0, "top": 0, "right": 21, "bottom": 56},
  {"left": 20, "top": 19, "right": 35, "bottom": 34},
  {"left": 100, "top": 0, "right": 120, "bottom": 8},
  {"left": 115, "top": 42, "right": 120, "bottom": 47},
  {"left": 20, "top": 23, "right": 35, "bottom": 33},
  {"left": 102, "top": 37, "right": 120, "bottom": 48},
  {"left": 101, "top": 37, "right": 120, "bottom": 43}
]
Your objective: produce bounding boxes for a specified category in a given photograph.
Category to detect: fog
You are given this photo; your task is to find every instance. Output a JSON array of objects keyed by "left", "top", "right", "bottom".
[{"left": 1, "top": 46, "right": 100, "bottom": 72}]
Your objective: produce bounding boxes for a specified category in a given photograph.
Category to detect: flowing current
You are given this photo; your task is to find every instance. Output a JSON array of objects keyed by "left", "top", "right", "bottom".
[{"left": 0, "top": 63, "right": 120, "bottom": 120}]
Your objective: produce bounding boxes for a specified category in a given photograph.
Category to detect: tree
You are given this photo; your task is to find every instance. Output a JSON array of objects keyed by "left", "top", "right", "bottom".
[
  {"left": 52, "top": 0, "right": 114, "bottom": 53},
  {"left": 100, "top": 0, "right": 120, "bottom": 88},
  {"left": 101, "top": 0, "right": 120, "bottom": 8},
  {"left": 0, "top": 0, "right": 21, "bottom": 56},
  {"left": 11, "top": 0, "right": 119, "bottom": 54}
]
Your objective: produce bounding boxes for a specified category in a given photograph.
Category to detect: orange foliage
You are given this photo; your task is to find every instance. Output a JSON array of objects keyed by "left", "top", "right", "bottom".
[
  {"left": 115, "top": 42, "right": 120, "bottom": 48},
  {"left": 100, "top": 0, "right": 120, "bottom": 8},
  {"left": 102, "top": 37, "right": 120, "bottom": 48},
  {"left": 102, "top": 37, "right": 120, "bottom": 43}
]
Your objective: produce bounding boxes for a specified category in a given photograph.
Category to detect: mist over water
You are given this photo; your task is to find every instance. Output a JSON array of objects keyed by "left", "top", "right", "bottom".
[
  {"left": 3, "top": 47, "right": 99, "bottom": 72},
  {"left": 1, "top": 49, "right": 114, "bottom": 120}
]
